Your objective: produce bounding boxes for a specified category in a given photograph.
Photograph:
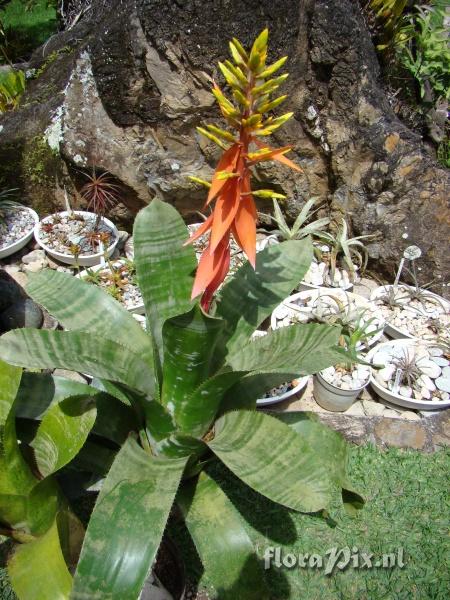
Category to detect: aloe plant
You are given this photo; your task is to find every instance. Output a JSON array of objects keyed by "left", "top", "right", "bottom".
[
  {"left": 321, "top": 218, "right": 374, "bottom": 283},
  {"left": 266, "top": 197, "right": 331, "bottom": 241},
  {"left": 0, "top": 199, "right": 363, "bottom": 599}
]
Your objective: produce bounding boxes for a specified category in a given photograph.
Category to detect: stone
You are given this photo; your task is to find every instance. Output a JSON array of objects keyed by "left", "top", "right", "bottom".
[
  {"left": 417, "top": 374, "right": 436, "bottom": 391},
  {"left": 442, "top": 367, "right": 450, "bottom": 378},
  {"left": 116, "top": 230, "right": 130, "bottom": 251},
  {"left": 376, "top": 364, "right": 395, "bottom": 382},
  {"left": 344, "top": 401, "right": 365, "bottom": 416},
  {"left": 375, "top": 420, "right": 426, "bottom": 449},
  {"left": 429, "top": 347, "right": 444, "bottom": 357},
  {"left": 417, "top": 359, "right": 442, "bottom": 379},
  {"left": 435, "top": 377, "right": 450, "bottom": 393},
  {"left": 399, "top": 411, "right": 421, "bottom": 421},
  {"left": 362, "top": 399, "right": 385, "bottom": 416},
  {"left": 22, "top": 260, "right": 47, "bottom": 273},
  {"left": 21, "top": 249, "right": 46, "bottom": 265},
  {"left": 431, "top": 357, "right": 449, "bottom": 367},
  {"left": 383, "top": 408, "right": 401, "bottom": 419},
  {"left": 0, "top": 298, "right": 44, "bottom": 330},
  {"left": 399, "top": 386, "right": 413, "bottom": 398},
  {"left": 420, "top": 386, "right": 431, "bottom": 400}
]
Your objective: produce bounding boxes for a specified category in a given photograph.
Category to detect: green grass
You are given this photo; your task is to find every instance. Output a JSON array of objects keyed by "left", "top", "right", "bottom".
[
  {"left": 1, "top": 446, "right": 449, "bottom": 599},
  {"left": 172, "top": 445, "right": 450, "bottom": 599},
  {"left": 0, "top": 0, "right": 58, "bottom": 62}
]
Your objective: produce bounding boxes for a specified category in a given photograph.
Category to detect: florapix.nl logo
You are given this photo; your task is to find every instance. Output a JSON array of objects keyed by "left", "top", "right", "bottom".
[{"left": 263, "top": 546, "right": 406, "bottom": 575}]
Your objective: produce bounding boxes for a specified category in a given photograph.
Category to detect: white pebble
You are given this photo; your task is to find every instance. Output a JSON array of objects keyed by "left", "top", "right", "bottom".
[{"left": 435, "top": 377, "right": 450, "bottom": 393}]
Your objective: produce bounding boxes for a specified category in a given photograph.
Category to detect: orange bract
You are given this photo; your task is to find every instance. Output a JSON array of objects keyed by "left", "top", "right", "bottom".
[{"left": 186, "top": 29, "right": 302, "bottom": 310}]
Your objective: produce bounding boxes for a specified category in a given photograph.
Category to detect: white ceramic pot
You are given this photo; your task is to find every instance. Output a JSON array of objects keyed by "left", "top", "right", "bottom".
[
  {"left": 34, "top": 211, "right": 118, "bottom": 266},
  {"left": 297, "top": 280, "right": 353, "bottom": 292},
  {"left": 256, "top": 376, "right": 309, "bottom": 406},
  {"left": 313, "top": 371, "right": 369, "bottom": 412},
  {"left": 0, "top": 206, "right": 39, "bottom": 259},
  {"left": 271, "top": 288, "right": 385, "bottom": 348},
  {"left": 77, "top": 260, "right": 145, "bottom": 314},
  {"left": 366, "top": 338, "right": 450, "bottom": 410},
  {"left": 370, "top": 285, "right": 450, "bottom": 340}
]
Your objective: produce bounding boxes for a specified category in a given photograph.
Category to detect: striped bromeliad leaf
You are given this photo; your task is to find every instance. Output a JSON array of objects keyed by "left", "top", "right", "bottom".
[
  {"left": 178, "top": 472, "right": 270, "bottom": 600},
  {"left": 214, "top": 238, "right": 313, "bottom": 362},
  {"left": 226, "top": 322, "right": 344, "bottom": 375},
  {"left": 208, "top": 410, "right": 335, "bottom": 513},
  {"left": 26, "top": 268, "right": 153, "bottom": 367},
  {"left": 72, "top": 436, "right": 187, "bottom": 600},
  {"left": 134, "top": 198, "right": 197, "bottom": 363},
  {"left": 274, "top": 412, "right": 364, "bottom": 513},
  {"left": 0, "top": 329, "right": 155, "bottom": 397}
]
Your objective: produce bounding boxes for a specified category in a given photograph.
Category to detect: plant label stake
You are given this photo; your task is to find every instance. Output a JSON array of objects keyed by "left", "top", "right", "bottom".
[
  {"left": 394, "top": 245, "right": 422, "bottom": 286},
  {"left": 392, "top": 368, "right": 403, "bottom": 394}
]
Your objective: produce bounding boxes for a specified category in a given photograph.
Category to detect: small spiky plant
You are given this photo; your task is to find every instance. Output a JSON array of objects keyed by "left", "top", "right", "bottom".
[
  {"left": 392, "top": 349, "right": 422, "bottom": 387},
  {"left": 79, "top": 169, "right": 122, "bottom": 227}
]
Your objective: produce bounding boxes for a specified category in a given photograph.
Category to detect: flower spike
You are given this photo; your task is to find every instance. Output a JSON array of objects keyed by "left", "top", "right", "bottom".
[{"left": 187, "top": 29, "right": 303, "bottom": 310}]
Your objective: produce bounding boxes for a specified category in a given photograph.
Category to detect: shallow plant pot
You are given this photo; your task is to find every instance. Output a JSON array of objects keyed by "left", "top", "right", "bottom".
[
  {"left": 297, "top": 280, "right": 353, "bottom": 292},
  {"left": 271, "top": 288, "right": 385, "bottom": 348},
  {"left": 370, "top": 284, "right": 450, "bottom": 340},
  {"left": 34, "top": 211, "right": 118, "bottom": 267},
  {"left": 0, "top": 206, "right": 39, "bottom": 259},
  {"left": 366, "top": 338, "right": 450, "bottom": 410},
  {"left": 313, "top": 372, "right": 368, "bottom": 412},
  {"left": 77, "top": 260, "right": 145, "bottom": 314},
  {"left": 256, "top": 376, "right": 309, "bottom": 406}
]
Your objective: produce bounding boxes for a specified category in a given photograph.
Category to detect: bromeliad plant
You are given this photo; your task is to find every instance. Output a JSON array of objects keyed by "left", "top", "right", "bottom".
[
  {"left": 187, "top": 28, "right": 302, "bottom": 310},
  {"left": 0, "top": 198, "right": 363, "bottom": 600}
]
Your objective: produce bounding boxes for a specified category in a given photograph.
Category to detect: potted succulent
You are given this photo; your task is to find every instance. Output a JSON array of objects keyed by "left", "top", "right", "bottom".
[
  {"left": 367, "top": 338, "right": 450, "bottom": 410},
  {"left": 78, "top": 258, "right": 144, "bottom": 313},
  {"left": 371, "top": 256, "right": 449, "bottom": 342},
  {"left": 256, "top": 196, "right": 330, "bottom": 252},
  {"left": 302, "top": 219, "right": 374, "bottom": 290},
  {"left": 0, "top": 188, "right": 39, "bottom": 259},
  {"left": 0, "top": 31, "right": 363, "bottom": 599},
  {"left": 34, "top": 170, "right": 120, "bottom": 266},
  {"left": 313, "top": 320, "right": 374, "bottom": 412},
  {"left": 271, "top": 288, "right": 385, "bottom": 349}
]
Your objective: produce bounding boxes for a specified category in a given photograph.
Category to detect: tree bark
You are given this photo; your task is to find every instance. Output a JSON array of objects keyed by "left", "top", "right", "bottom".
[{"left": 0, "top": 0, "right": 448, "bottom": 290}]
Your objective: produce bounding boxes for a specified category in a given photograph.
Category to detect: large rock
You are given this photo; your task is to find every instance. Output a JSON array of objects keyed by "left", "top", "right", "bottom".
[{"left": 0, "top": 0, "right": 448, "bottom": 290}]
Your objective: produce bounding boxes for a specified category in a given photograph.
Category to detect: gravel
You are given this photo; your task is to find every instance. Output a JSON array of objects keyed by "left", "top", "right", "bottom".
[{"left": 0, "top": 207, "right": 35, "bottom": 250}]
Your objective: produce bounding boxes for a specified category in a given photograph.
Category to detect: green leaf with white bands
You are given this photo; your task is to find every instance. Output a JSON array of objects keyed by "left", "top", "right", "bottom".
[
  {"left": 178, "top": 472, "right": 269, "bottom": 600},
  {"left": 226, "top": 323, "right": 343, "bottom": 375},
  {"left": 161, "top": 305, "right": 223, "bottom": 419},
  {"left": 215, "top": 239, "right": 313, "bottom": 362},
  {"left": 134, "top": 199, "right": 197, "bottom": 363},
  {"left": 208, "top": 410, "right": 334, "bottom": 513},
  {"left": 16, "top": 374, "right": 136, "bottom": 446},
  {"left": 274, "top": 412, "right": 364, "bottom": 513},
  {"left": 8, "top": 515, "right": 72, "bottom": 600},
  {"left": 31, "top": 395, "right": 97, "bottom": 478},
  {"left": 219, "top": 371, "right": 298, "bottom": 413},
  {"left": 0, "top": 329, "right": 155, "bottom": 397},
  {"left": 72, "top": 437, "right": 187, "bottom": 600},
  {"left": 178, "top": 370, "right": 247, "bottom": 437},
  {"left": 26, "top": 269, "right": 153, "bottom": 366}
]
